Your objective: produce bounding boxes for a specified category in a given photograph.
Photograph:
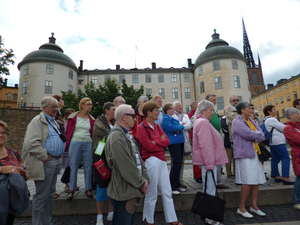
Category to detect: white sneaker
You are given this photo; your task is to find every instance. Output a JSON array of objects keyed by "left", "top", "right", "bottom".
[
  {"left": 96, "top": 218, "right": 103, "bottom": 225},
  {"left": 107, "top": 213, "right": 113, "bottom": 221},
  {"left": 177, "top": 187, "right": 187, "bottom": 192},
  {"left": 294, "top": 204, "right": 300, "bottom": 210},
  {"left": 172, "top": 190, "right": 180, "bottom": 195}
]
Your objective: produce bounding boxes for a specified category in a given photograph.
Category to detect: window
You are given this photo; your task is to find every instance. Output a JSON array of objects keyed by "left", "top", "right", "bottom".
[
  {"left": 186, "top": 105, "right": 191, "bottom": 113},
  {"left": 294, "top": 91, "right": 298, "bottom": 99},
  {"left": 7, "top": 93, "right": 11, "bottom": 101},
  {"left": 171, "top": 74, "right": 177, "bottom": 82},
  {"left": 287, "top": 94, "right": 290, "bottom": 102},
  {"left": 282, "top": 109, "right": 285, "bottom": 117},
  {"left": 146, "top": 89, "right": 152, "bottom": 96},
  {"left": 252, "top": 72, "right": 258, "bottom": 85},
  {"left": 279, "top": 87, "right": 282, "bottom": 92},
  {"left": 105, "top": 75, "right": 111, "bottom": 81},
  {"left": 68, "top": 85, "right": 73, "bottom": 94},
  {"left": 254, "top": 99, "right": 256, "bottom": 103},
  {"left": 185, "top": 88, "right": 191, "bottom": 99},
  {"left": 158, "top": 74, "right": 164, "bottom": 83},
  {"left": 132, "top": 75, "right": 138, "bottom": 83},
  {"left": 280, "top": 96, "right": 285, "bottom": 104},
  {"left": 200, "top": 81, "right": 205, "bottom": 93},
  {"left": 79, "top": 76, "right": 84, "bottom": 84},
  {"left": 217, "top": 97, "right": 224, "bottom": 110},
  {"left": 276, "top": 111, "right": 279, "bottom": 119},
  {"left": 213, "top": 61, "right": 220, "bottom": 71},
  {"left": 285, "top": 84, "right": 288, "bottom": 89},
  {"left": 24, "top": 65, "right": 29, "bottom": 75},
  {"left": 268, "top": 92, "right": 270, "bottom": 97},
  {"left": 68, "top": 70, "right": 73, "bottom": 79},
  {"left": 274, "top": 99, "right": 278, "bottom": 105},
  {"left": 263, "top": 95, "right": 265, "bottom": 99},
  {"left": 234, "top": 76, "right": 241, "bottom": 88},
  {"left": 269, "top": 100, "right": 272, "bottom": 105},
  {"left": 264, "top": 103, "right": 266, "bottom": 107},
  {"left": 159, "top": 88, "right": 165, "bottom": 99},
  {"left": 145, "top": 75, "right": 151, "bottom": 83},
  {"left": 259, "top": 105, "right": 262, "bottom": 111},
  {"left": 258, "top": 97, "right": 261, "bottom": 101},
  {"left": 214, "top": 77, "right": 222, "bottom": 89},
  {"left": 184, "top": 74, "right": 190, "bottom": 82},
  {"left": 238, "top": 96, "right": 243, "bottom": 102},
  {"left": 292, "top": 81, "right": 296, "bottom": 86},
  {"left": 119, "top": 75, "right": 125, "bottom": 83},
  {"left": 199, "top": 66, "right": 203, "bottom": 76},
  {"left": 273, "top": 90, "right": 276, "bottom": 94},
  {"left": 91, "top": 76, "right": 97, "bottom": 84},
  {"left": 46, "top": 64, "right": 54, "bottom": 74},
  {"left": 172, "top": 88, "right": 178, "bottom": 99},
  {"left": 255, "top": 107, "right": 257, "bottom": 111},
  {"left": 22, "top": 82, "right": 28, "bottom": 94},
  {"left": 45, "top": 81, "right": 53, "bottom": 94},
  {"left": 260, "top": 115, "right": 263, "bottom": 120},
  {"left": 232, "top": 60, "right": 238, "bottom": 69},
  {"left": 13, "top": 93, "right": 17, "bottom": 100}
]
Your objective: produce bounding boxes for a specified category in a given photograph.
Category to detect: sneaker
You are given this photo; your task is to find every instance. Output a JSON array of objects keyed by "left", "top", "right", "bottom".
[
  {"left": 107, "top": 213, "right": 113, "bottom": 221},
  {"left": 294, "top": 204, "right": 300, "bottom": 210},
  {"left": 96, "top": 218, "right": 103, "bottom": 225},
  {"left": 172, "top": 190, "right": 180, "bottom": 195},
  {"left": 177, "top": 187, "right": 187, "bottom": 192}
]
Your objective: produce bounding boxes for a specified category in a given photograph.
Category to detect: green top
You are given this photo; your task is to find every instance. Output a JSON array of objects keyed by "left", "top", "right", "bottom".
[
  {"left": 72, "top": 117, "right": 92, "bottom": 142},
  {"left": 210, "top": 109, "right": 221, "bottom": 134}
]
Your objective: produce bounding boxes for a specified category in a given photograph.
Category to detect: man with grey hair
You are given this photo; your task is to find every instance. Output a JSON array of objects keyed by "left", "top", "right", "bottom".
[
  {"left": 113, "top": 96, "right": 126, "bottom": 107},
  {"left": 22, "top": 96, "right": 65, "bottom": 225},
  {"left": 105, "top": 104, "right": 149, "bottom": 225}
]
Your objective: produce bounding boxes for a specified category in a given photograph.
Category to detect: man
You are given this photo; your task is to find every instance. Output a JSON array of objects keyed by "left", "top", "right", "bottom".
[
  {"left": 225, "top": 95, "right": 239, "bottom": 179},
  {"left": 172, "top": 101, "right": 191, "bottom": 189},
  {"left": 293, "top": 99, "right": 300, "bottom": 110},
  {"left": 205, "top": 94, "right": 229, "bottom": 189},
  {"left": 22, "top": 96, "right": 65, "bottom": 225},
  {"left": 105, "top": 104, "right": 149, "bottom": 225},
  {"left": 152, "top": 95, "right": 163, "bottom": 126},
  {"left": 113, "top": 96, "right": 126, "bottom": 107}
]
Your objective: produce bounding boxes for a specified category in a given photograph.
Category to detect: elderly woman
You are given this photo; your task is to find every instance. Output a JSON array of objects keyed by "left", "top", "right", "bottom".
[
  {"left": 65, "top": 97, "right": 95, "bottom": 200},
  {"left": 136, "top": 102, "right": 183, "bottom": 225},
  {"left": 193, "top": 100, "right": 228, "bottom": 225},
  {"left": 132, "top": 95, "right": 149, "bottom": 136},
  {"left": 232, "top": 101, "right": 266, "bottom": 218},
  {"left": 263, "top": 105, "right": 293, "bottom": 185},
  {"left": 92, "top": 102, "right": 116, "bottom": 225},
  {"left": 0, "top": 121, "right": 30, "bottom": 225},
  {"left": 162, "top": 103, "right": 185, "bottom": 194},
  {"left": 284, "top": 107, "right": 300, "bottom": 210}
]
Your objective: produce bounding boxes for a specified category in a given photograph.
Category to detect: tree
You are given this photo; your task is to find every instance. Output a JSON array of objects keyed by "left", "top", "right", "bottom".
[{"left": 0, "top": 36, "right": 15, "bottom": 86}]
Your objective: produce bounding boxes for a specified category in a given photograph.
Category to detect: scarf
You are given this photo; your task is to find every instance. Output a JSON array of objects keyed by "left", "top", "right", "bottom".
[{"left": 244, "top": 117, "right": 261, "bottom": 155}]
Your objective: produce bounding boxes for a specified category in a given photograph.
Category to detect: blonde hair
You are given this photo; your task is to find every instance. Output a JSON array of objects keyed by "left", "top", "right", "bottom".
[
  {"left": 79, "top": 97, "right": 92, "bottom": 111},
  {"left": 0, "top": 120, "right": 10, "bottom": 135},
  {"left": 152, "top": 95, "right": 162, "bottom": 102}
]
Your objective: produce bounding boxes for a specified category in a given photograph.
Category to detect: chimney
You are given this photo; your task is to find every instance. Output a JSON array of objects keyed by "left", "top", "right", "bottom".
[
  {"left": 4, "top": 78, "right": 8, "bottom": 87},
  {"left": 267, "top": 84, "right": 274, "bottom": 89},
  {"left": 15, "top": 84, "right": 18, "bottom": 88},
  {"left": 116, "top": 65, "right": 120, "bottom": 70},
  {"left": 151, "top": 62, "right": 156, "bottom": 70},
  {"left": 187, "top": 58, "right": 192, "bottom": 68},
  {"left": 79, "top": 60, "right": 83, "bottom": 72}
]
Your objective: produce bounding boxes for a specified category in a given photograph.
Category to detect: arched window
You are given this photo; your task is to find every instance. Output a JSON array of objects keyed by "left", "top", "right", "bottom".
[
  {"left": 252, "top": 72, "right": 258, "bottom": 85},
  {"left": 7, "top": 93, "right": 12, "bottom": 101},
  {"left": 13, "top": 93, "right": 17, "bottom": 100}
]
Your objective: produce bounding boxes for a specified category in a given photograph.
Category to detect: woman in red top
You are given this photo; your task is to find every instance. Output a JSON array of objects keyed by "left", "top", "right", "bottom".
[{"left": 136, "top": 102, "right": 183, "bottom": 225}]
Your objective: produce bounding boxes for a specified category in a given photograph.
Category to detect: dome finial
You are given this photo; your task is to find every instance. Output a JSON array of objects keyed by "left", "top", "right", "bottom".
[
  {"left": 49, "top": 33, "right": 56, "bottom": 44},
  {"left": 214, "top": 29, "right": 217, "bottom": 33},
  {"left": 51, "top": 32, "right": 54, "bottom": 37}
]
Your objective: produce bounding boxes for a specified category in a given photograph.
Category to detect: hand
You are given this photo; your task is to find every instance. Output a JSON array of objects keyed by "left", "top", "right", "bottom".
[
  {"left": 182, "top": 122, "right": 186, "bottom": 125},
  {"left": 207, "top": 169, "right": 213, "bottom": 172},
  {"left": 141, "top": 180, "right": 149, "bottom": 195},
  {"left": 160, "top": 135, "right": 165, "bottom": 140},
  {"left": 45, "top": 156, "right": 52, "bottom": 162},
  {"left": 175, "top": 131, "right": 180, "bottom": 134},
  {"left": 152, "top": 141, "right": 156, "bottom": 145},
  {"left": 0, "top": 165, "right": 24, "bottom": 175}
]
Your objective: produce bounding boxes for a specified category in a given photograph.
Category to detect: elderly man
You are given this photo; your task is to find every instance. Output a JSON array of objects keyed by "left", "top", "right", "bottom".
[
  {"left": 105, "top": 104, "right": 149, "bottom": 225},
  {"left": 113, "top": 96, "right": 126, "bottom": 107},
  {"left": 22, "top": 96, "right": 65, "bottom": 225},
  {"left": 152, "top": 95, "right": 163, "bottom": 126},
  {"left": 172, "top": 101, "right": 191, "bottom": 189}
]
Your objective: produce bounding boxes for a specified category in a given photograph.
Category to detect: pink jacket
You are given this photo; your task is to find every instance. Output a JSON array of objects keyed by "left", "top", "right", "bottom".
[{"left": 193, "top": 115, "right": 228, "bottom": 170}]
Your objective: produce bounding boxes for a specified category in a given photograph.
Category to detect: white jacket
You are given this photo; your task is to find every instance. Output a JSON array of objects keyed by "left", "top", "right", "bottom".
[
  {"left": 264, "top": 116, "right": 286, "bottom": 145},
  {"left": 172, "top": 113, "right": 192, "bottom": 130}
]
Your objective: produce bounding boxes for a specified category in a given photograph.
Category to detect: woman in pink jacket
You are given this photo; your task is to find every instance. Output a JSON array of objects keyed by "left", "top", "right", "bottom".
[{"left": 193, "top": 100, "right": 228, "bottom": 225}]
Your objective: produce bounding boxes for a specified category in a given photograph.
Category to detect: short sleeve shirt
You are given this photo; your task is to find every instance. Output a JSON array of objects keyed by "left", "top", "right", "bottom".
[{"left": 0, "top": 148, "right": 22, "bottom": 167}]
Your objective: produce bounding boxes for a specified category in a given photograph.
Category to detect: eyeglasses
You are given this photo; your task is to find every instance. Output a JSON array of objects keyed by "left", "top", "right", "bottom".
[
  {"left": 250, "top": 107, "right": 255, "bottom": 110},
  {"left": 232, "top": 99, "right": 239, "bottom": 102},
  {"left": 46, "top": 106, "right": 58, "bottom": 109},
  {"left": 84, "top": 103, "right": 93, "bottom": 106},
  {"left": 125, "top": 113, "right": 135, "bottom": 119}
]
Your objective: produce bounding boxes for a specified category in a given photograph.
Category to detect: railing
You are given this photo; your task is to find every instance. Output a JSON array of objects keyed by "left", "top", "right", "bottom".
[{"left": 0, "top": 101, "right": 41, "bottom": 110}]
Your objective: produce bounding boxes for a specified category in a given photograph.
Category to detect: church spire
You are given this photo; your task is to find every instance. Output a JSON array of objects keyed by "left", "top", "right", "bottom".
[{"left": 242, "top": 18, "right": 256, "bottom": 67}]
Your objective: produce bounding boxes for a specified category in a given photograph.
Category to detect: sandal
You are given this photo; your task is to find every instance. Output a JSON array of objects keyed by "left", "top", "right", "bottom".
[
  {"left": 171, "top": 221, "right": 184, "bottom": 225},
  {"left": 54, "top": 193, "right": 60, "bottom": 199},
  {"left": 67, "top": 191, "right": 74, "bottom": 200},
  {"left": 64, "top": 187, "right": 69, "bottom": 193},
  {"left": 86, "top": 190, "right": 93, "bottom": 198}
]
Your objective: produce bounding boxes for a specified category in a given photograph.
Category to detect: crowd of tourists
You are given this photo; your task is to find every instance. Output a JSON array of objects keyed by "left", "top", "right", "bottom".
[{"left": 0, "top": 94, "right": 300, "bottom": 225}]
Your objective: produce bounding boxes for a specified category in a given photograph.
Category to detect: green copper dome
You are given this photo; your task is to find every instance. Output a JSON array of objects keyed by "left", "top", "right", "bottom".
[
  {"left": 194, "top": 30, "right": 246, "bottom": 68},
  {"left": 18, "top": 33, "right": 77, "bottom": 71}
]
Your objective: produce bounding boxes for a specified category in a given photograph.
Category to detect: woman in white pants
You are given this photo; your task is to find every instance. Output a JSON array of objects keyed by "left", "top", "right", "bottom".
[{"left": 136, "top": 102, "right": 183, "bottom": 225}]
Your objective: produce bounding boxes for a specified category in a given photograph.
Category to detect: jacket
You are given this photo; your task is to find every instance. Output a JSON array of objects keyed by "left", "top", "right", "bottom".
[
  {"left": 192, "top": 115, "right": 228, "bottom": 170},
  {"left": 22, "top": 112, "right": 54, "bottom": 180},
  {"left": 225, "top": 106, "right": 237, "bottom": 142},
  {"left": 65, "top": 111, "right": 95, "bottom": 152},
  {"left": 232, "top": 115, "right": 265, "bottom": 159},
  {"left": 210, "top": 109, "right": 221, "bottom": 133},
  {"left": 105, "top": 124, "right": 149, "bottom": 201},
  {"left": 161, "top": 114, "right": 184, "bottom": 145},
  {"left": 136, "top": 121, "right": 169, "bottom": 162},
  {"left": 221, "top": 116, "right": 231, "bottom": 148},
  {"left": 284, "top": 121, "right": 300, "bottom": 176},
  {"left": 264, "top": 116, "right": 286, "bottom": 145}
]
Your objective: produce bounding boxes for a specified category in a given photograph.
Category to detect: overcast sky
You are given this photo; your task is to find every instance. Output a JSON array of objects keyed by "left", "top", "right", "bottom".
[{"left": 1, "top": 0, "right": 300, "bottom": 87}]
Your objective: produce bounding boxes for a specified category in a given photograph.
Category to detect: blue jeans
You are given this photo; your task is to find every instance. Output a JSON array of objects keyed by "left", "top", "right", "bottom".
[
  {"left": 294, "top": 176, "right": 300, "bottom": 205},
  {"left": 169, "top": 143, "right": 184, "bottom": 191},
  {"left": 69, "top": 141, "right": 92, "bottom": 191},
  {"left": 111, "top": 199, "right": 137, "bottom": 225},
  {"left": 270, "top": 144, "right": 290, "bottom": 177}
]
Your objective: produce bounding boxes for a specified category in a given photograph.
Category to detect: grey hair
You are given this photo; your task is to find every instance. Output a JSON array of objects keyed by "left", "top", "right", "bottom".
[
  {"left": 173, "top": 101, "right": 181, "bottom": 108},
  {"left": 138, "top": 96, "right": 149, "bottom": 104},
  {"left": 41, "top": 96, "right": 58, "bottom": 108},
  {"left": 113, "top": 96, "right": 125, "bottom": 104},
  {"left": 114, "top": 104, "right": 133, "bottom": 123},
  {"left": 236, "top": 101, "right": 251, "bottom": 114},
  {"left": 285, "top": 107, "right": 300, "bottom": 120},
  {"left": 190, "top": 101, "right": 197, "bottom": 108},
  {"left": 229, "top": 95, "right": 238, "bottom": 101},
  {"left": 197, "top": 100, "right": 214, "bottom": 115},
  {"left": 205, "top": 94, "right": 216, "bottom": 100}
]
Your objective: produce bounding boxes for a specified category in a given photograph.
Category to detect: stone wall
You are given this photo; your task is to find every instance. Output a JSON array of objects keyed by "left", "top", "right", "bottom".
[{"left": 0, "top": 108, "right": 41, "bottom": 153}]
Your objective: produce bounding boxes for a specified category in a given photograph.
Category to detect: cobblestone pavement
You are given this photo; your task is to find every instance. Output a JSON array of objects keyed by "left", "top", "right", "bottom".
[{"left": 14, "top": 204, "right": 300, "bottom": 225}]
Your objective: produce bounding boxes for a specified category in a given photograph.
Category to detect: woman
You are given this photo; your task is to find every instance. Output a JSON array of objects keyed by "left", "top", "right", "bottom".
[
  {"left": 263, "top": 105, "right": 293, "bottom": 184},
  {"left": 136, "top": 102, "right": 183, "bottom": 225},
  {"left": 0, "top": 121, "right": 30, "bottom": 225},
  {"left": 161, "top": 103, "right": 185, "bottom": 194},
  {"left": 232, "top": 101, "right": 266, "bottom": 218},
  {"left": 92, "top": 102, "right": 115, "bottom": 225},
  {"left": 193, "top": 100, "right": 228, "bottom": 225},
  {"left": 65, "top": 97, "right": 95, "bottom": 200},
  {"left": 132, "top": 95, "right": 149, "bottom": 136},
  {"left": 284, "top": 107, "right": 300, "bottom": 210}
]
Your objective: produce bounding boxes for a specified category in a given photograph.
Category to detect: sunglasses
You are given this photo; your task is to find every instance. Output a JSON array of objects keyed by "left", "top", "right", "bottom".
[
  {"left": 125, "top": 113, "right": 135, "bottom": 119},
  {"left": 250, "top": 107, "right": 255, "bottom": 110},
  {"left": 232, "top": 99, "right": 240, "bottom": 102}
]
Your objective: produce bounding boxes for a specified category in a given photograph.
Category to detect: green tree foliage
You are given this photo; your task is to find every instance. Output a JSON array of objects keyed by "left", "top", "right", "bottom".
[{"left": 0, "top": 36, "right": 15, "bottom": 86}]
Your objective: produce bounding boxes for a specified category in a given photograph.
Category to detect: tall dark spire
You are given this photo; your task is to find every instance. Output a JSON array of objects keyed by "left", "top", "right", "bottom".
[{"left": 242, "top": 18, "right": 256, "bottom": 67}]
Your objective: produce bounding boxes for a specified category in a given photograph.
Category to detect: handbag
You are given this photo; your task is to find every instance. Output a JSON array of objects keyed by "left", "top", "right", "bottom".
[
  {"left": 183, "top": 130, "right": 192, "bottom": 156},
  {"left": 191, "top": 171, "right": 225, "bottom": 222},
  {"left": 94, "top": 159, "right": 111, "bottom": 181},
  {"left": 258, "top": 143, "right": 271, "bottom": 162},
  {"left": 60, "top": 165, "right": 70, "bottom": 184}
]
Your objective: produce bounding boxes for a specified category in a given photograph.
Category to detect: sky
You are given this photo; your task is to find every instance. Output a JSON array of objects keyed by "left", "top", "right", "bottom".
[{"left": 1, "top": 0, "right": 300, "bottom": 87}]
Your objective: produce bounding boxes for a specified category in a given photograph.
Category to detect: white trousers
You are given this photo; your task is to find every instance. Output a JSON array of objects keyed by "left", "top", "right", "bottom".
[
  {"left": 200, "top": 165, "right": 219, "bottom": 196},
  {"left": 143, "top": 156, "right": 177, "bottom": 223}
]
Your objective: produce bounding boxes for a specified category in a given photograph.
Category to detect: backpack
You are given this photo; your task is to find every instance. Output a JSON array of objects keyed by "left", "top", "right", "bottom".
[{"left": 260, "top": 117, "right": 274, "bottom": 146}]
